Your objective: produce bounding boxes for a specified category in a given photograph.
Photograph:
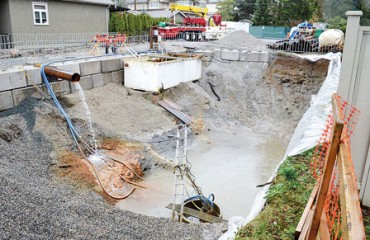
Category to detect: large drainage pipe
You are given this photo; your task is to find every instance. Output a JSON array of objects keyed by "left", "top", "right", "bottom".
[{"left": 44, "top": 66, "right": 80, "bottom": 82}]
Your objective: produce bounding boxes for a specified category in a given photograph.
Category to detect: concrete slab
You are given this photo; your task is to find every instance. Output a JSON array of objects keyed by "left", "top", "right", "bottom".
[
  {"left": 112, "top": 70, "right": 124, "bottom": 84},
  {"left": 0, "top": 69, "right": 27, "bottom": 91},
  {"left": 50, "top": 81, "right": 70, "bottom": 96},
  {"left": 259, "top": 51, "right": 270, "bottom": 62},
  {"left": 0, "top": 91, "right": 13, "bottom": 111},
  {"left": 247, "top": 51, "right": 259, "bottom": 62},
  {"left": 101, "top": 58, "right": 123, "bottom": 73},
  {"left": 221, "top": 50, "right": 240, "bottom": 61},
  {"left": 12, "top": 86, "right": 43, "bottom": 106},
  {"left": 70, "top": 76, "right": 93, "bottom": 92},
  {"left": 80, "top": 60, "right": 101, "bottom": 76},
  {"left": 24, "top": 66, "right": 42, "bottom": 85}
]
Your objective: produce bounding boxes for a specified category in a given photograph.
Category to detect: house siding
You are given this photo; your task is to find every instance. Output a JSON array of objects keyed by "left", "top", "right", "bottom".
[
  {"left": 0, "top": 1, "right": 12, "bottom": 34},
  {"left": 8, "top": 0, "right": 108, "bottom": 34}
]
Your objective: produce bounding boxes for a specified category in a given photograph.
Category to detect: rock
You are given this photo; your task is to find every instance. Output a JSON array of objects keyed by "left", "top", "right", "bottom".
[{"left": 9, "top": 49, "right": 21, "bottom": 58}]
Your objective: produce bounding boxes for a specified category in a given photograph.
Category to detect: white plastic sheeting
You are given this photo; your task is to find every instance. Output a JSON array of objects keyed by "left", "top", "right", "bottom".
[{"left": 219, "top": 52, "right": 342, "bottom": 240}]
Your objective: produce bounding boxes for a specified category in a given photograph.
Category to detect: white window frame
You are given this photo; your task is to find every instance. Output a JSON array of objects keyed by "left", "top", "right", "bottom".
[
  {"left": 150, "top": 0, "right": 159, "bottom": 9},
  {"left": 32, "top": 2, "right": 49, "bottom": 25}
]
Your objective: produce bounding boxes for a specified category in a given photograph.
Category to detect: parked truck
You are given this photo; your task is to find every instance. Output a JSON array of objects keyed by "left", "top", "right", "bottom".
[{"left": 158, "top": 4, "right": 228, "bottom": 41}]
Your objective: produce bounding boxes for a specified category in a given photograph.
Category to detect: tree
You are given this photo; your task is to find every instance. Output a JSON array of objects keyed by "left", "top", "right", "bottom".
[
  {"left": 252, "top": 0, "right": 273, "bottom": 25},
  {"left": 217, "top": 0, "right": 238, "bottom": 21},
  {"left": 323, "top": 0, "right": 356, "bottom": 19},
  {"left": 235, "top": 0, "right": 256, "bottom": 20},
  {"left": 357, "top": 0, "right": 370, "bottom": 25},
  {"left": 273, "top": 0, "right": 317, "bottom": 26},
  {"left": 326, "top": 16, "right": 347, "bottom": 32},
  {"left": 109, "top": 13, "right": 117, "bottom": 32}
]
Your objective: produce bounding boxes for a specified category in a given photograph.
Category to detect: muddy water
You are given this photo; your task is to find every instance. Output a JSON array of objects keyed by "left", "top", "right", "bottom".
[{"left": 116, "top": 126, "right": 287, "bottom": 220}]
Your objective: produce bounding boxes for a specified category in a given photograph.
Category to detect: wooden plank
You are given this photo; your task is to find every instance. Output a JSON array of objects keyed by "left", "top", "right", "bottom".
[
  {"left": 166, "top": 203, "right": 227, "bottom": 223},
  {"left": 298, "top": 209, "right": 314, "bottom": 240},
  {"left": 338, "top": 143, "right": 366, "bottom": 240},
  {"left": 308, "top": 95, "right": 344, "bottom": 239},
  {"left": 295, "top": 183, "right": 319, "bottom": 239},
  {"left": 158, "top": 99, "right": 192, "bottom": 125},
  {"left": 318, "top": 212, "right": 330, "bottom": 240}
]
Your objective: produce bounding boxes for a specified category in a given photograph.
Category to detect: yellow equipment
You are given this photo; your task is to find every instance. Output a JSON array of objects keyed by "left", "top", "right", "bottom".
[{"left": 169, "top": 3, "right": 208, "bottom": 18}]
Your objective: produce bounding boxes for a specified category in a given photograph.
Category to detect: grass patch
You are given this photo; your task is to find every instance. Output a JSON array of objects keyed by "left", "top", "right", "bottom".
[
  {"left": 362, "top": 206, "right": 370, "bottom": 239},
  {"left": 236, "top": 149, "right": 316, "bottom": 240}
]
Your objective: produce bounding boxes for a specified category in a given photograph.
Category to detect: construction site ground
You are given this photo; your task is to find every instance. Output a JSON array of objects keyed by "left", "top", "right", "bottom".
[{"left": 0, "top": 31, "right": 331, "bottom": 239}]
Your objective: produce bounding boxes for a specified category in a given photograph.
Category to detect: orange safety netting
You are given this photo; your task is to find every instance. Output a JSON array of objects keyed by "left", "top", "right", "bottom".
[{"left": 310, "top": 95, "right": 360, "bottom": 239}]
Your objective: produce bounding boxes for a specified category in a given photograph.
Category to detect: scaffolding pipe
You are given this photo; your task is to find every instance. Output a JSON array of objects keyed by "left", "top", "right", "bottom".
[{"left": 44, "top": 66, "right": 80, "bottom": 82}]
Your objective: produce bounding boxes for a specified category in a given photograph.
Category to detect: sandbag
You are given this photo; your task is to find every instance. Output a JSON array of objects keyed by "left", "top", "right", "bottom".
[{"left": 319, "top": 29, "right": 344, "bottom": 47}]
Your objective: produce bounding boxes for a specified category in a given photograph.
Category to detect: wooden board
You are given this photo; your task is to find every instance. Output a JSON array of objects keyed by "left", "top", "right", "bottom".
[
  {"left": 166, "top": 203, "right": 227, "bottom": 223},
  {"left": 295, "top": 183, "right": 319, "bottom": 239},
  {"left": 298, "top": 209, "right": 314, "bottom": 240},
  {"left": 338, "top": 143, "right": 366, "bottom": 240},
  {"left": 158, "top": 99, "right": 192, "bottom": 125}
]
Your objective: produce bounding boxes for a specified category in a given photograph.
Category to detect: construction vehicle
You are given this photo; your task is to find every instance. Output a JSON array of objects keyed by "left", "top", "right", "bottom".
[{"left": 158, "top": 3, "right": 227, "bottom": 41}]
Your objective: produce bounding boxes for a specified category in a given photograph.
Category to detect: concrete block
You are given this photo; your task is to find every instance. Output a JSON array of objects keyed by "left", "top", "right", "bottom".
[
  {"left": 103, "top": 72, "right": 113, "bottom": 85},
  {"left": 70, "top": 76, "right": 93, "bottom": 92},
  {"left": 24, "top": 66, "right": 42, "bottom": 85},
  {"left": 0, "top": 69, "right": 27, "bottom": 91},
  {"left": 52, "top": 62, "right": 81, "bottom": 74},
  {"left": 101, "top": 58, "right": 123, "bottom": 73},
  {"left": 247, "top": 51, "right": 259, "bottom": 62},
  {"left": 195, "top": 50, "right": 213, "bottom": 62},
  {"left": 0, "top": 91, "right": 14, "bottom": 111},
  {"left": 213, "top": 49, "right": 221, "bottom": 59},
  {"left": 79, "top": 60, "right": 101, "bottom": 76},
  {"left": 50, "top": 81, "right": 70, "bottom": 96},
  {"left": 92, "top": 74, "right": 104, "bottom": 88},
  {"left": 112, "top": 70, "right": 124, "bottom": 84},
  {"left": 239, "top": 51, "right": 248, "bottom": 61},
  {"left": 12, "top": 86, "right": 43, "bottom": 106},
  {"left": 221, "top": 50, "right": 240, "bottom": 61},
  {"left": 259, "top": 51, "right": 270, "bottom": 62}
]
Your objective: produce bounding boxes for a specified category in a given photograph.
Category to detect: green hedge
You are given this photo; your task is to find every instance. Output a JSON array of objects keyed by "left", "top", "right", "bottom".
[{"left": 109, "top": 13, "right": 170, "bottom": 36}]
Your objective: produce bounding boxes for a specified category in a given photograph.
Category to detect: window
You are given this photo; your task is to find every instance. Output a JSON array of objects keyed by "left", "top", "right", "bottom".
[
  {"left": 32, "top": 2, "right": 49, "bottom": 25},
  {"left": 150, "top": 1, "right": 159, "bottom": 8}
]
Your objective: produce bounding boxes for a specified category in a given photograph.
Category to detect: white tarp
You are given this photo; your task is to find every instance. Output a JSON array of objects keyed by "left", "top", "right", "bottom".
[{"left": 219, "top": 52, "right": 342, "bottom": 240}]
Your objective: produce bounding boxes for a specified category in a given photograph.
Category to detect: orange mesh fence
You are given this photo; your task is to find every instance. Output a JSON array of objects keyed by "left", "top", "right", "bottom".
[
  {"left": 310, "top": 94, "right": 360, "bottom": 239},
  {"left": 311, "top": 112, "right": 334, "bottom": 180}
]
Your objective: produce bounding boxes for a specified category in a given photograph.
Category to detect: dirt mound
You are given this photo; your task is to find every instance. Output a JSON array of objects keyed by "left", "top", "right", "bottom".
[{"left": 215, "top": 30, "right": 267, "bottom": 50}]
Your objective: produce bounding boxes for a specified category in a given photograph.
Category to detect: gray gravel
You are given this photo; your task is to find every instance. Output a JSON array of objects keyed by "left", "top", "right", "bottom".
[{"left": 0, "top": 99, "right": 225, "bottom": 240}]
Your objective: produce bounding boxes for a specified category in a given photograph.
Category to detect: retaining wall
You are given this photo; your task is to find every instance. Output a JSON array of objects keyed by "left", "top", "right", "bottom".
[
  {"left": 0, "top": 55, "right": 125, "bottom": 111},
  {"left": 196, "top": 49, "right": 270, "bottom": 63}
]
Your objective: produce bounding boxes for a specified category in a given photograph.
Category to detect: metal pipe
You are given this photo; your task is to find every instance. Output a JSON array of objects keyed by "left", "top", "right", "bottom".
[{"left": 44, "top": 66, "right": 80, "bottom": 82}]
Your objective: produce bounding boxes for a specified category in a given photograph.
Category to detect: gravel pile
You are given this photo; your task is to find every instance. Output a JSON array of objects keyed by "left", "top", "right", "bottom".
[
  {"left": 0, "top": 99, "right": 225, "bottom": 239},
  {"left": 214, "top": 30, "right": 267, "bottom": 51}
]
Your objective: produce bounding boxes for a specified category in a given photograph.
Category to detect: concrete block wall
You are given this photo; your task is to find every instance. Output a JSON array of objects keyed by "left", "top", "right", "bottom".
[
  {"left": 208, "top": 49, "right": 270, "bottom": 63},
  {"left": 0, "top": 56, "right": 125, "bottom": 112}
]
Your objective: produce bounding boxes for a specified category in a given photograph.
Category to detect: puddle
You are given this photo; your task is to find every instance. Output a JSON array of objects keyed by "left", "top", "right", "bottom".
[{"left": 116, "top": 127, "right": 287, "bottom": 220}]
